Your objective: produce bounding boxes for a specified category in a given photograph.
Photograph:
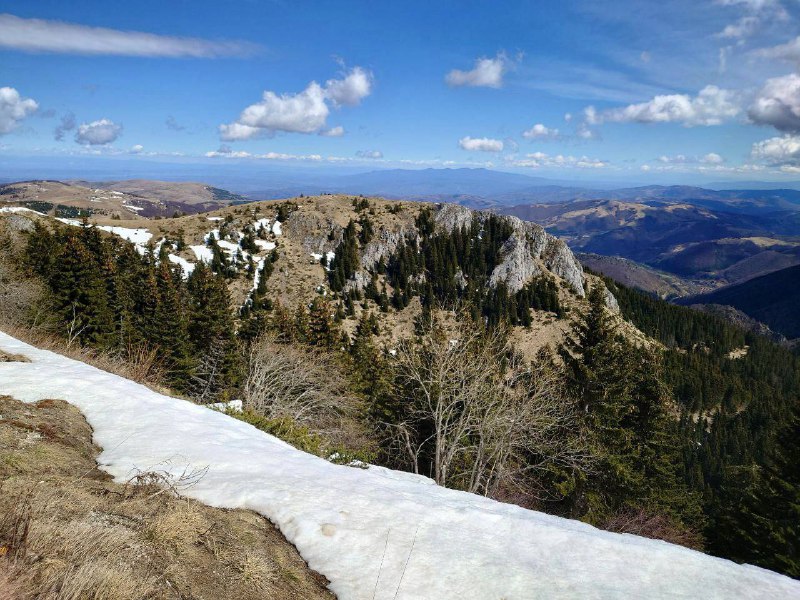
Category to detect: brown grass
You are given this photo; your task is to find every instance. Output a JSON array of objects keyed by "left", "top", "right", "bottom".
[{"left": 0, "top": 394, "right": 334, "bottom": 600}]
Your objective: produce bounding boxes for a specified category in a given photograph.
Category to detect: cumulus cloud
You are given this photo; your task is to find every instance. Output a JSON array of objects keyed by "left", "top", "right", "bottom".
[
  {"left": 446, "top": 53, "right": 509, "bottom": 88},
  {"left": 0, "top": 86, "right": 38, "bottom": 134},
  {"left": 522, "top": 123, "right": 559, "bottom": 140},
  {"left": 748, "top": 74, "right": 800, "bottom": 132},
  {"left": 219, "top": 67, "right": 372, "bottom": 140},
  {"left": 458, "top": 136, "right": 504, "bottom": 152},
  {"left": 655, "top": 153, "right": 725, "bottom": 165},
  {"left": 75, "top": 118, "right": 122, "bottom": 145},
  {"left": 751, "top": 134, "right": 800, "bottom": 166},
  {"left": 0, "top": 13, "right": 258, "bottom": 58},
  {"left": 588, "top": 86, "right": 740, "bottom": 127},
  {"left": 356, "top": 149, "right": 383, "bottom": 159},
  {"left": 205, "top": 147, "right": 328, "bottom": 161},
  {"left": 319, "top": 125, "right": 345, "bottom": 137},
  {"left": 509, "top": 152, "right": 607, "bottom": 169},
  {"left": 53, "top": 111, "right": 75, "bottom": 141},
  {"left": 129, "top": 144, "right": 144, "bottom": 154},
  {"left": 325, "top": 66, "right": 372, "bottom": 107}
]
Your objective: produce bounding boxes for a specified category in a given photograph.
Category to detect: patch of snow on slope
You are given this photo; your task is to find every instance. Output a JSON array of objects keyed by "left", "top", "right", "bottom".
[
  {"left": 96, "top": 226, "right": 152, "bottom": 247},
  {"left": 190, "top": 245, "right": 213, "bottom": 263},
  {"left": 272, "top": 220, "right": 282, "bottom": 236},
  {"left": 0, "top": 206, "right": 45, "bottom": 215},
  {"left": 255, "top": 240, "right": 276, "bottom": 251},
  {"left": 0, "top": 331, "right": 798, "bottom": 600},
  {"left": 167, "top": 254, "right": 195, "bottom": 277}
]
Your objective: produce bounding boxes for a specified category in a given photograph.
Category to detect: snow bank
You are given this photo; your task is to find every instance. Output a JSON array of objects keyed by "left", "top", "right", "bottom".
[
  {"left": 167, "top": 254, "right": 195, "bottom": 277},
  {"left": 96, "top": 225, "right": 153, "bottom": 247},
  {"left": 190, "top": 244, "right": 213, "bottom": 263},
  {"left": 0, "top": 331, "right": 797, "bottom": 600},
  {"left": 0, "top": 206, "right": 44, "bottom": 215}
]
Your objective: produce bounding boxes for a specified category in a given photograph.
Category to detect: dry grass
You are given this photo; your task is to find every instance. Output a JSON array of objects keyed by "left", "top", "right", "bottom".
[{"left": 0, "top": 394, "right": 334, "bottom": 600}]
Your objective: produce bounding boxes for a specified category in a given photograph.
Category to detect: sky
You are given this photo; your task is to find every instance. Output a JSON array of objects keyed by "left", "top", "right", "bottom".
[{"left": 3, "top": 0, "right": 800, "bottom": 185}]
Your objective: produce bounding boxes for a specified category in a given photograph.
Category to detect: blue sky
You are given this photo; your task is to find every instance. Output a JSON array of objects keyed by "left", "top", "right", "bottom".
[{"left": 3, "top": 0, "right": 800, "bottom": 184}]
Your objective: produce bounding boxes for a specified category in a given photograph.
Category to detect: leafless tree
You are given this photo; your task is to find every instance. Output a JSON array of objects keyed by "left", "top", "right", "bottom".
[
  {"left": 388, "top": 315, "right": 591, "bottom": 497},
  {"left": 244, "top": 335, "right": 359, "bottom": 432}
]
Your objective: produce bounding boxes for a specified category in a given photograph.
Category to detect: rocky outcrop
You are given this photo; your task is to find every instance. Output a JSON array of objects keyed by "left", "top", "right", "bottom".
[
  {"left": 433, "top": 207, "right": 587, "bottom": 297},
  {"left": 360, "top": 227, "right": 411, "bottom": 272},
  {"left": 285, "top": 211, "right": 341, "bottom": 254}
]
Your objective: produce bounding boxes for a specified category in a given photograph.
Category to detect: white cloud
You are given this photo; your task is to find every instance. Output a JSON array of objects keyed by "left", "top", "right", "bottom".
[
  {"left": 356, "top": 149, "right": 383, "bottom": 159},
  {"left": 0, "top": 86, "right": 38, "bottom": 134},
  {"left": 702, "top": 152, "right": 725, "bottom": 164},
  {"left": 0, "top": 13, "right": 258, "bottom": 58},
  {"left": 655, "top": 153, "right": 725, "bottom": 165},
  {"left": 446, "top": 53, "right": 508, "bottom": 89},
  {"left": 716, "top": 16, "right": 759, "bottom": 39},
  {"left": 319, "top": 125, "right": 345, "bottom": 137},
  {"left": 325, "top": 67, "right": 372, "bottom": 107},
  {"left": 75, "top": 118, "right": 122, "bottom": 145},
  {"left": 754, "top": 37, "right": 800, "bottom": 69},
  {"left": 458, "top": 136, "right": 504, "bottom": 152},
  {"left": 751, "top": 134, "right": 800, "bottom": 165},
  {"left": 509, "top": 152, "right": 607, "bottom": 169},
  {"left": 748, "top": 74, "right": 800, "bottom": 132},
  {"left": 129, "top": 144, "right": 143, "bottom": 154},
  {"left": 522, "top": 123, "right": 559, "bottom": 140},
  {"left": 219, "top": 67, "right": 372, "bottom": 140},
  {"left": 591, "top": 86, "right": 740, "bottom": 127}
]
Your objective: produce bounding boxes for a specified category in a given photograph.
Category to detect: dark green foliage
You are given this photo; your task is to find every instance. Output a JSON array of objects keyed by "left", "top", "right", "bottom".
[
  {"left": 384, "top": 214, "right": 561, "bottom": 325},
  {"left": 24, "top": 223, "right": 239, "bottom": 399},
  {"left": 22, "top": 200, "right": 54, "bottom": 214},
  {"left": 604, "top": 275, "right": 800, "bottom": 575},
  {"left": 713, "top": 413, "right": 800, "bottom": 577},
  {"left": 55, "top": 204, "right": 93, "bottom": 218},
  {"left": 559, "top": 284, "right": 702, "bottom": 529},
  {"left": 328, "top": 220, "right": 360, "bottom": 292}
]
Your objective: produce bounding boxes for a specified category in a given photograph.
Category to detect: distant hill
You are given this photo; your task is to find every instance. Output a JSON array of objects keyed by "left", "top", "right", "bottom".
[
  {"left": 681, "top": 264, "right": 800, "bottom": 340},
  {"left": 501, "top": 199, "right": 800, "bottom": 287}
]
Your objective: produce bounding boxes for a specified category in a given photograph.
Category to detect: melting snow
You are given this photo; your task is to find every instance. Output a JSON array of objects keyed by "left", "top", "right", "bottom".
[
  {"left": 255, "top": 240, "right": 276, "bottom": 251},
  {"left": 272, "top": 220, "right": 282, "bottom": 236},
  {"left": 190, "top": 245, "right": 213, "bottom": 263},
  {"left": 0, "top": 331, "right": 797, "bottom": 600},
  {"left": 167, "top": 254, "right": 195, "bottom": 277},
  {"left": 0, "top": 206, "right": 45, "bottom": 215}
]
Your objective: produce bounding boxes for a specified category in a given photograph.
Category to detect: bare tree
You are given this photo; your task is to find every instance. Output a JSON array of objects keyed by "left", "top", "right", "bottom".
[
  {"left": 244, "top": 335, "right": 359, "bottom": 432},
  {"left": 388, "top": 315, "right": 591, "bottom": 497}
]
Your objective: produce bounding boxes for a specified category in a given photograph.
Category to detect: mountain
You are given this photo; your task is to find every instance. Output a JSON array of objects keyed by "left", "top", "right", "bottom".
[
  {"left": 681, "top": 264, "right": 800, "bottom": 340},
  {"left": 0, "top": 179, "right": 246, "bottom": 218},
  {"left": 3, "top": 189, "right": 800, "bottom": 581},
  {"left": 500, "top": 199, "right": 800, "bottom": 289}
]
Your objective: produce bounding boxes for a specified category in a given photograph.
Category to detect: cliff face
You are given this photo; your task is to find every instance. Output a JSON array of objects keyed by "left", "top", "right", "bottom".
[{"left": 433, "top": 205, "right": 587, "bottom": 297}]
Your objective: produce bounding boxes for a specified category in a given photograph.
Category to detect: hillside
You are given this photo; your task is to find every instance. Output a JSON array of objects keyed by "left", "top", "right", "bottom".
[
  {"left": 682, "top": 264, "right": 800, "bottom": 340},
  {"left": 1, "top": 332, "right": 798, "bottom": 599},
  {"left": 501, "top": 199, "right": 800, "bottom": 290},
  {"left": 0, "top": 179, "right": 245, "bottom": 218}
]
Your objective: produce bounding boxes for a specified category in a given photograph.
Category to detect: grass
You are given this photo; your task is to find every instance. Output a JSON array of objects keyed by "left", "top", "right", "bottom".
[{"left": 0, "top": 394, "right": 334, "bottom": 600}]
